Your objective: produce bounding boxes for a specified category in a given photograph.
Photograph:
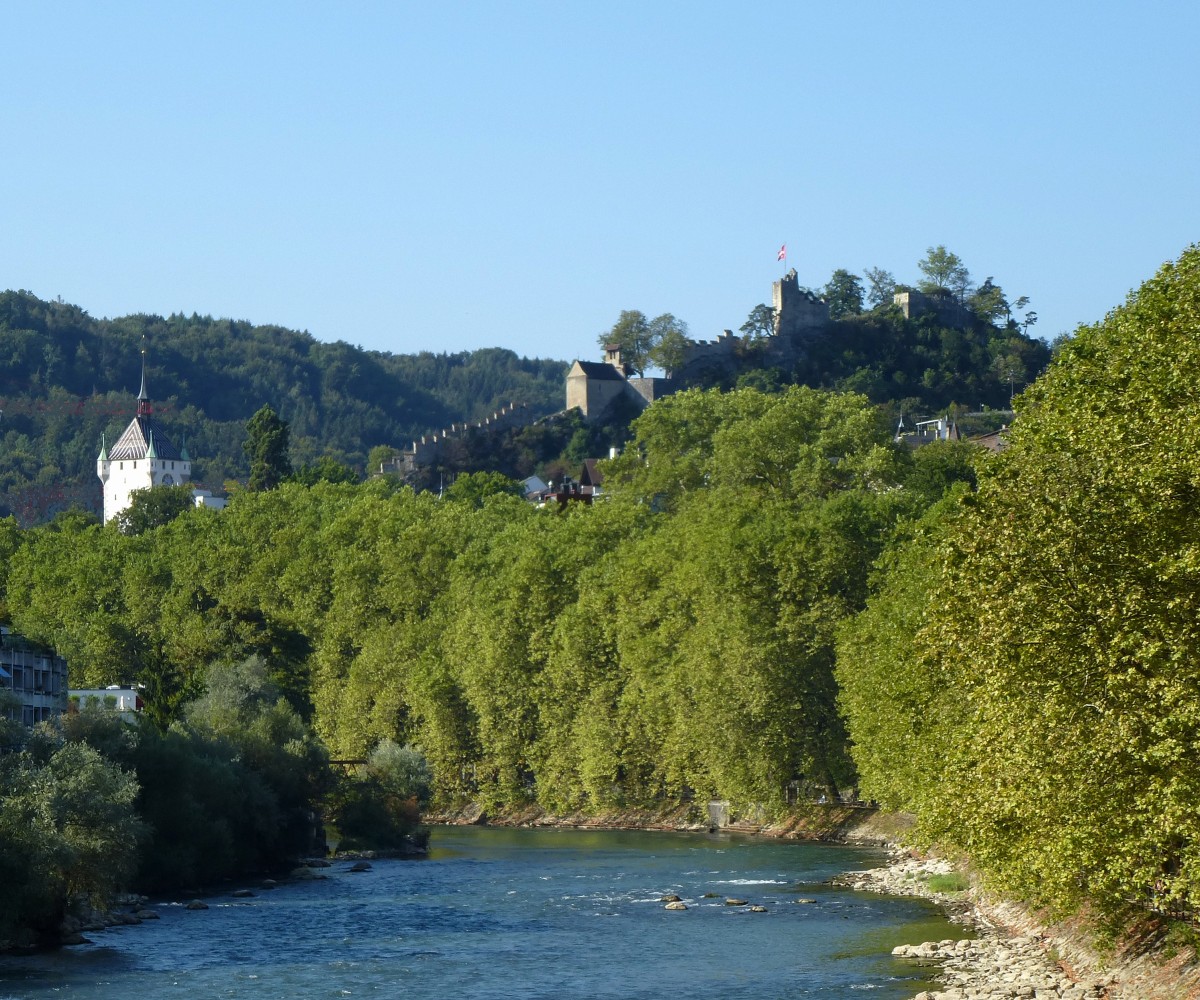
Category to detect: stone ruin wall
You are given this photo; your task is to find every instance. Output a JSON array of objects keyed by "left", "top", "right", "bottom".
[
  {"left": 678, "top": 330, "right": 740, "bottom": 372},
  {"left": 893, "top": 289, "right": 974, "bottom": 329},
  {"left": 773, "top": 269, "right": 831, "bottom": 340},
  {"left": 396, "top": 401, "right": 532, "bottom": 470}
]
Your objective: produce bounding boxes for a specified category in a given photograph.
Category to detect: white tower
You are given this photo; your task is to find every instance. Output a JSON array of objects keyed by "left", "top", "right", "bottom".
[{"left": 97, "top": 343, "right": 191, "bottom": 523}]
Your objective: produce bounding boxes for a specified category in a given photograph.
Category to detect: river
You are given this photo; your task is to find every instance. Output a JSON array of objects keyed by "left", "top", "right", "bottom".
[{"left": 0, "top": 825, "right": 960, "bottom": 999}]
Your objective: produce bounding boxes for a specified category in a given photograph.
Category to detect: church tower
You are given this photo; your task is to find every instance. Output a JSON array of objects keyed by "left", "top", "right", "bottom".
[{"left": 97, "top": 342, "right": 191, "bottom": 523}]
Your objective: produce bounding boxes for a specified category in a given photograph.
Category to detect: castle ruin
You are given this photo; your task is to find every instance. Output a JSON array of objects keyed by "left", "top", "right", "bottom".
[{"left": 567, "top": 269, "right": 832, "bottom": 420}]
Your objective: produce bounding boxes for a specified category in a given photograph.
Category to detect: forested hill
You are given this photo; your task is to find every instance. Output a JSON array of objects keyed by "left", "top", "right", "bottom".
[{"left": 0, "top": 290, "right": 567, "bottom": 518}]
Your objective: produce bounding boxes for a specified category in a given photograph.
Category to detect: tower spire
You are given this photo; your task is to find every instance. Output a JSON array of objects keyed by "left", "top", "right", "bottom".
[{"left": 137, "top": 336, "right": 151, "bottom": 417}]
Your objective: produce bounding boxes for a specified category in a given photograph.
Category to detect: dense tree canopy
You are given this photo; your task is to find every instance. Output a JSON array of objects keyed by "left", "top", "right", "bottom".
[
  {"left": 3, "top": 385, "right": 948, "bottom": 820},
  {"left": 837, "top": 244, "right": 1200, "bottom": 923},
  {"left": 7, "top": 249, "right": 1200, "bottom": 949}
]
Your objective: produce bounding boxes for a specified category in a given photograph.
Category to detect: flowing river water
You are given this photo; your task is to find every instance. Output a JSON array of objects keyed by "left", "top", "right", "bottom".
[{"left": 0, "top": 826, "right": 962, "bottom": 999}]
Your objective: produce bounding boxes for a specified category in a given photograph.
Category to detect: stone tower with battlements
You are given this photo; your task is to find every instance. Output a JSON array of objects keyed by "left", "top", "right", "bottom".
[{"left": 772, "top": 268, "right": 830, "bottom": 343}]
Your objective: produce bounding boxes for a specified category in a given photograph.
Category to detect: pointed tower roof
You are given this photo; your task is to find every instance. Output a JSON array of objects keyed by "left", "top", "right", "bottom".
[
  {"left": 98, "top": 431, "right": 108, "bottom": 462},
  {"left": 108, "top": 339, "right": 184, "bottom": 462},
  {"left": 137, "top": 337, "right": 152, "bottom": 418}
]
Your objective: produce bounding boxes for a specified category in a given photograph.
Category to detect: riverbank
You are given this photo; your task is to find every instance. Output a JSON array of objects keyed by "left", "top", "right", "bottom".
[
  {"left": 427, "top": 804, "right": 1200, "bottom": 1000},
  {"left": 423, "top": 799, "right": 900, "bottom": 843},
  {"left": 841, "top": 848, "right": 1200, "bottom": 1000}
]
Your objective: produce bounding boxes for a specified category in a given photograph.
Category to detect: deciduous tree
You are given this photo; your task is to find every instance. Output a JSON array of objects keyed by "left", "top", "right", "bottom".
[{"left": 916, "top": 245, "right": 972, "bottom": 301}]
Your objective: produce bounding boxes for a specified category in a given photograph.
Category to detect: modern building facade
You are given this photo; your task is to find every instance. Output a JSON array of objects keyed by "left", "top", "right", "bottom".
[{"left": 0, "top": 627, "right": 69, "bottom": 727}]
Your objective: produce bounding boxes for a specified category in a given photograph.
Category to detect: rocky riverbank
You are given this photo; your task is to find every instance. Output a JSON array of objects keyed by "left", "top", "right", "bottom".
[
  {"left": 424, "top": 799, "right": 897, "bottom": 842},
  {"left": 841, "top": 849, "right": 1200, "bottom": 1000},
  {"left": 837, "top": 851, "right": 1110, "bottom": 999}
]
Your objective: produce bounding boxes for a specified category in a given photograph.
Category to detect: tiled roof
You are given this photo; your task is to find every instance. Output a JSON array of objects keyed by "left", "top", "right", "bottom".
[
  {"left": 107, "top": 415, "right": 185, "bottom": 461},
  {"left": 572, "top": 360, "right": 626, "bottom": 381}
]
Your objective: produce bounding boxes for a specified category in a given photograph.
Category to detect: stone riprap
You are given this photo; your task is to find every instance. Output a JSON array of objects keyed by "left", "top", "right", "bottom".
[
  {"left": 839, "top": 851, "right": 1114, "bottom": 1000},
  {"left": 895, "top": 935, "right": 1108, "bottom": 1000}
]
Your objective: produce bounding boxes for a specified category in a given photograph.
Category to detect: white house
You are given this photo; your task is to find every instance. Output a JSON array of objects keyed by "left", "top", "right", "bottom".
[{"left": 69, "top": 686, "right": 144, "bottom": 722}]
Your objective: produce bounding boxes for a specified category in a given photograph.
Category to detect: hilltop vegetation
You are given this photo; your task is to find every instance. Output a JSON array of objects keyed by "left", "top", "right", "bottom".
[
  {"left": 2, "top": 247, "right": 1048, "bottom": 524},
  {"left": 0, "top": 290, "right": 566, "bottom": 518}
]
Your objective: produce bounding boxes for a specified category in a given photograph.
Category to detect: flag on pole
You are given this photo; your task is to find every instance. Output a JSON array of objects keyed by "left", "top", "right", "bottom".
[{"left": 777, "top": 243, "right": 787, "bottom": 262}]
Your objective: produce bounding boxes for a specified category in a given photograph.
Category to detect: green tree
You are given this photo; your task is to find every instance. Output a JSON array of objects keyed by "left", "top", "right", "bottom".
[
  {"left": 330, "top": 740, "right": 432, "bottom": 852},
  {"left": 863, "top": 267, "right": 897, "bottom": 309},
  {"left": 291, "top": 456, "right": 358, "bottom": 486},
  {"left": 367, "top": 444, "right": 399, "bottom": 474},
  {"left": 596, "top": 310, "right": 690, "bottom": 377},
  {"left": 916, "top": 245, "right": 972, "bottom": 301},
  {"left": 596, "top": 310, "right": 652, "bottom": 376},
  {"left": 823, "top": 269, "right": 865, "bottom": 320},
  {"left": 116, "top": 483, "right": 196, "bottom": 535},
  {"left": 443, "top": 470, "right": 522, "bottom": 506},
  {"left": 646, "top": 313, "right": 690, "bottom": 375},
  {"left": 840, "top": 244, "right": 1200, "bottom": 922},
  {"left": 244, "top": 404, "right": 293, "bottom": 491},
  {"left": 992, "top": 352, "right": 1025, "bottom": 401},
  {"left": 362, "top": 739, "right": 433, "bottom": 805},
  {"left": 739, "top": 303, "right": 776, "bottom": 342},
  {"left": 968, "top": 276, "right": 1009, "bottom": 325},
  {"left": 0, "top": 734, "right": 142, "bottom": 944}
]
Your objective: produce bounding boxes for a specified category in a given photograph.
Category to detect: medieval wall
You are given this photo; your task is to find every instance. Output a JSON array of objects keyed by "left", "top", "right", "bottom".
[
  {"left": 396, "top": 401, "right": 533, "bottom": 469},
  {"left": 894, "top": 289, "right": 973, "bottom": 329},
  {"left": 773, "top": 269, "right": 831, "bottom": 341}
]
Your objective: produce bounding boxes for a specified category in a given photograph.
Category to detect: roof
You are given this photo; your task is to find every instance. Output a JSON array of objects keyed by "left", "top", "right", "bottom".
[
  {"left": 580, "top": 459, "right": 604, "bottom": 487},
  {"left": 108, "top": 415, "right": 185, "bottom": 461},
  {"left": 569, "top": 360, "right": 626, "bottom": 381}
]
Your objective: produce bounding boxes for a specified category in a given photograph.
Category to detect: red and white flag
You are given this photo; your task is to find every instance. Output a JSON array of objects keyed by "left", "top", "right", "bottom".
[{"left": 777, "top": 243, "right": 787, "bottom": 261}]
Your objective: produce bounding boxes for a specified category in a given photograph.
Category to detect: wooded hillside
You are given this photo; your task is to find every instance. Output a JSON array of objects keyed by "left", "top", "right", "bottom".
[{"left": 0, "top": 290, "right": 567, "bottom": 519}]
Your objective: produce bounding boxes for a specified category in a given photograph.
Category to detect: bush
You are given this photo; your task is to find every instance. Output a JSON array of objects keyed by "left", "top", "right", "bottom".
[
  {"left": 329, "top": 741, "right": 432, "bottom": 851},
  {"left": 0, "top": 731, "right": 142, "bottom": 945},
  {"left": 363, "top": 740, "right": 433, "bottom": 805}
]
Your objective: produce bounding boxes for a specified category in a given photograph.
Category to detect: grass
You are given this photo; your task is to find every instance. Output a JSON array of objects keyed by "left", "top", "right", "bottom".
[{"left": 925, "top": 872, "right": 969, "bottom": 894}]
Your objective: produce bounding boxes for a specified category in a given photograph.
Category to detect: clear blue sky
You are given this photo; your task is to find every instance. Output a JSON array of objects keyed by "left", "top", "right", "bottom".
[{"left": 4, "top": 2, "right": 1197, "bottom": 364}]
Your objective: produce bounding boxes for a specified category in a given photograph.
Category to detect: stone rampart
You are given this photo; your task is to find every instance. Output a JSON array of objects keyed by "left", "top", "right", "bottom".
[{"left": 394, "top": 402, "right": 532, "bottom": 469}]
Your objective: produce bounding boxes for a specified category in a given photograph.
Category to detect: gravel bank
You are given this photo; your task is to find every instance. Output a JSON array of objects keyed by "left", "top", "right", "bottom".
[{"left": 838, "top": 850, "right": 1114, "bottom": 1000}]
